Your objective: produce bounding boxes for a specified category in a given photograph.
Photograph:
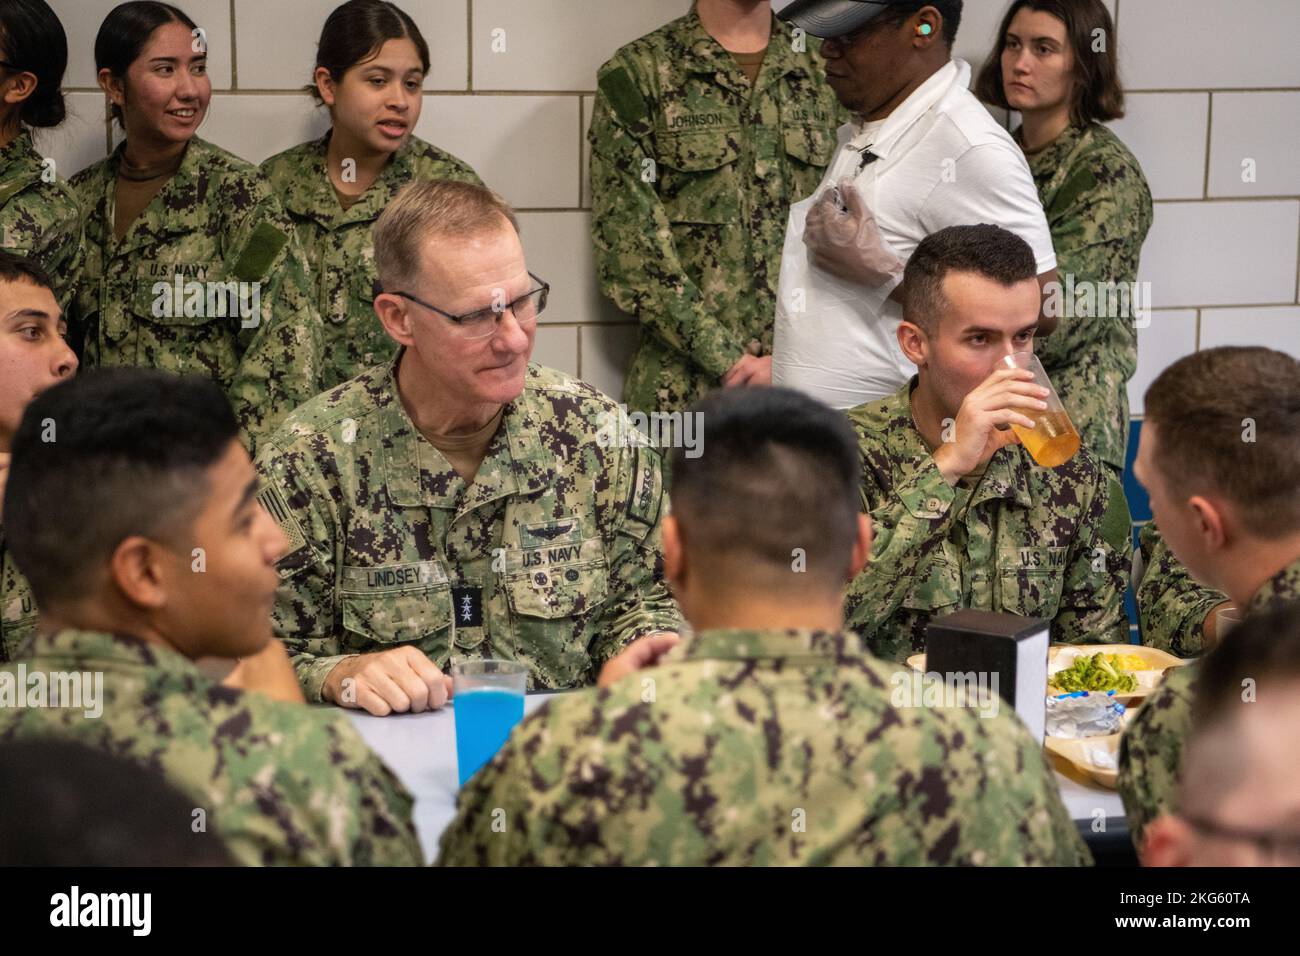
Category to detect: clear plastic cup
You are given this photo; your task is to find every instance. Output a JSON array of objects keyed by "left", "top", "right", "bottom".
[
  {"left": 452, "top": 659, "right": 527, "bottom": 786},
  {"left": 999, "top": 351, "right": 1081, "bottom": 468}
]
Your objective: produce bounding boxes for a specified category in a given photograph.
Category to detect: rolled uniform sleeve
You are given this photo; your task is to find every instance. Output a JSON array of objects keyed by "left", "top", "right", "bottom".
[
  {"left": 589, "top": 59, "right": 749, "bottom": 381},
  {"left": 589, "top": 442, "right": 682, "bottom": 672}
]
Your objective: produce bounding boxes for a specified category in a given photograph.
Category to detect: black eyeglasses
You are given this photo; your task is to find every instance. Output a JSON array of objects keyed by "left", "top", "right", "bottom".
[{"left": 390, "top": 272, "right": 550, "bottom": 340}]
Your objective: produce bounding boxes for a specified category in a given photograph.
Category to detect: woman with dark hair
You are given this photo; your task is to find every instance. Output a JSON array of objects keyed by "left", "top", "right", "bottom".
[
  {"left": 0, "top": 0, "right": 82, "bottom": 308},
  {"left": 69, "top": 1, "right": 324, "bottom": 451},
  {"left": 976, "top": 0, "right": 1152, "bottom": 477},
  {"left": 261, "top": 0, "right": 481, "bottom": 387}
]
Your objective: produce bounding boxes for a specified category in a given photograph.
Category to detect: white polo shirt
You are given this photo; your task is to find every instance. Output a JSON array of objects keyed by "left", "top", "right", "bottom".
[{"left": 772, "top": 59, "right": 1056, "bottom": 409}]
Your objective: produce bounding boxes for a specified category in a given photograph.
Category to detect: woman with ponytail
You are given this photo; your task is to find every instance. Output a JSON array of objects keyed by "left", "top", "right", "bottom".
[{"left": 0, "top": 0, "right": 82, "bottom": 308}]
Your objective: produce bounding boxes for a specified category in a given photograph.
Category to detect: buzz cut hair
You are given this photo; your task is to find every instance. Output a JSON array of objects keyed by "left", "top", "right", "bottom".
[
  {"left": 668, "top": 387, "right": 862, "bottom": 593},
  {"left": 373, "top": 179, "right": 520, "bottom": 294},
  {"left": 3, "top": 369, "right": 240, "bottom": 610},
  {"left": 1144, "top": 346, "right": 1300, "bottom": 539},
  {"left": 903, "top": 223, "right": 1039, "bottom": 334}
]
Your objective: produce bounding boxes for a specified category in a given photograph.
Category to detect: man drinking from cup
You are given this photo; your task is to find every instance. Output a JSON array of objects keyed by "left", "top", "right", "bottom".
[{"left": 844, "top": 224, "right": 1131, "bottom": 662}]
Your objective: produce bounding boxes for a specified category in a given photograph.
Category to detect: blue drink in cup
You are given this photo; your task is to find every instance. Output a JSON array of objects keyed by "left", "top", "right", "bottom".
[{"left": 452, "top": 659, "right": 527, "bottom": 786}]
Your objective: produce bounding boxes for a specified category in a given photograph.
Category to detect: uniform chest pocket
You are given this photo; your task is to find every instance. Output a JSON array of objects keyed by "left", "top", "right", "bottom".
[
  {"left": 998, "top": 545, "right": 1068, "bottom": 620},
  {"left": 340, "top": 563, "right": 453, "bottom": 644},
  {"left": 783, "top": 125, "right": 838, "bottom": 168},
  {"left": 505, "top": 558, "right": 609, "bottom": 620},
  {"left": 657, "top": 132, "right": 742, "bottom": 225},
  {"left": 901, "top": 556, "right": 963, "bottom": 612},
  {"left": 134, "top": 265, "right": 245, "bottom": 328}
]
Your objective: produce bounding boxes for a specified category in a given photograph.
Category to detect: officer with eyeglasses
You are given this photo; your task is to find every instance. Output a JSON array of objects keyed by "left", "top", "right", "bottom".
[{"left": 253, "top": 180, "right": 682, "bottom": 715}]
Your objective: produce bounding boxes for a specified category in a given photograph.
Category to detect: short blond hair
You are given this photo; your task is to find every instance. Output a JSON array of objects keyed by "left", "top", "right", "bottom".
[{"left": 373, "top": 179, "right": 520, "bottom": 291}]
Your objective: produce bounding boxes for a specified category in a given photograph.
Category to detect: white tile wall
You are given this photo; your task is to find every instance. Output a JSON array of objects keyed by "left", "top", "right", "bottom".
[
  {"left": 233, "top": 0, "right": 469, "bottom": 91},
  {"left": 37, "top": 1, "right": 1300, "bottom": 403},
  {"left": 470, "top": 0, "right": 690, "bottom": 91},
  {"left": 1128, "top": 311, "right": 1198, "bottom": 414},
  {"left": 1120, "top": 0, "right": 1300, "bottom": 91},
  {"left": 53, "top": 0, "right": 235, "bottom": 90},
  {"left": 31, "top": 93, "right": 107, "bottom": 179},
  {"left": 1138, "top": 201, "right": 1299, "bottom": 308},
  {"left": 1108, "top": 94, "right": 1208, "bottom": 201},
  {"left": 201, "top": 95, "right": 330, "bottom": 164},
  {"left": 1208, "top": 92, "right": 1300, "bottom": 198},
  {"left": 1200, "top": 306, "right": 1300, "bottom": 359}
]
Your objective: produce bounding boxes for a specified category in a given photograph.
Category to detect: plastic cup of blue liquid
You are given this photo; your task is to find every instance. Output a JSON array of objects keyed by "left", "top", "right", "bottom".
[{"left": 452, "top": 659, "right": 527, "bottom": 786}]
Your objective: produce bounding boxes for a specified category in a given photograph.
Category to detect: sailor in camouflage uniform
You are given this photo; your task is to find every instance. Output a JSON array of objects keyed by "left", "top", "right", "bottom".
[
  {"left": 261, "top": 0, "right": 483, "bottom": 387},
  {"left": 436, "top": 387, "right": 1090, "bottom": 867},
  {"left": 0, "top": 252, "right": 77, "bottom": 662},
  {"left": 0, "top": 368, "right": 422, "bottom": 866},
  {"left": 1118, "top": 346, "right": 1300, "bottom": 849},
  {"left": 263, "top": 133, "right": 480, "bottom": 388},
  {"left": 1022, "top": 122, "right": 1152, "bottom": 475},
  {"left": 70, "top": 136, "right": 324, "bottom": 452},
  {"left": 256, "top": 180, "right": 680, "bottom": 712},
  {"left": 843, "top": 225, "right": 1131, "bottom": 663},
  {"left": 0, "top": 628, "right": 423, "bottom": 866},
  {"left": 1120, "top": 556, "right": 1300, "bottom": 850},
  {"left": 590, "top": 1, "right": 842, "bottom": 416},
  {"left": 0, "top": 0, "right": 82, "bottom": 310},
  {"left": 976, "top": 0, "right": 1152, "bottom": 474},
  {"left": 0, "top": 130, "right": 81, "bottom": 310}
]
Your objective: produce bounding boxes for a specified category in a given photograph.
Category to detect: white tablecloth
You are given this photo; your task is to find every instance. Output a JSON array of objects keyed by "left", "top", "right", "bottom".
[{"left": 348, "top": 695, "right": 1126, "bottom": 865}]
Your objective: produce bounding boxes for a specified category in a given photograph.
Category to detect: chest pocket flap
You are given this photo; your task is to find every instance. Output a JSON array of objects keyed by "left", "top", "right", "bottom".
[
  {"left": 504, "top": 538, "right": 609, "bottom": 620},
  {"left": 340, "top": 562, "right": 453, "bottom": 643},
  {"left": 998, "top": 544, "right": 1067, "bottom": 620},
  {"left": 656, "top": 132, "right": 741, "bottom": 224}
]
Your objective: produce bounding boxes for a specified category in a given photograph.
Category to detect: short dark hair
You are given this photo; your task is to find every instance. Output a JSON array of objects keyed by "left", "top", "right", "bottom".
[
  {"left": 0, "top": 0, "right": 68, "bottom": 128},
  {"left": 310, "top": 0, "right": 430, "bottom": 102},
  {"left": 668, "top": 387, "right": 862, "bottom": 591},
  {"left": 0, "top": 248, "right": 54, "bottom": 293},
  {"left": 875, "top": 1, "right": 963, "bottom": 48},
  {"left": 1193, "top": 604, "right": 1300, "bottom": 731},
  {"left": 3, "top": 368, "right": 240, "bottom": 609},
  {"left": 0, "top": 737, "right": 236, "bottom": 865},
  {"left": 975, "top": 0, "right": 1125, "bottom": 125},
  {"left": 94, "top": 1, "right": 198, "bottom": 127},
  {"left": 1145, "top": 347, "right": 1300, "bottom": 539},
  {"left": 903, "top": 223, "right": 1039, "bottom": 333}
]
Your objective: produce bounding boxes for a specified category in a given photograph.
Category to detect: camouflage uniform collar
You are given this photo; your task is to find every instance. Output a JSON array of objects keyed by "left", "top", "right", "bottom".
[
  {"left": 102, "top": 137, "right": 215, "bottom": 254},
  {"left": 889, "top": 378, "right": 1034, "bottom": 510},
  {"left": 679, "top": 10, "right": 810, "bottom": 90},
  {"left": 1250, "top": 553, "right": 1300, "bottom": 612},
  {"left": 380, "top": 349, "right": 557, "bottom": 510},
  {"left": 21, "top": 627, "right": 209, "bottom": 680},
  {"left": 681, "top": 627, "right": 863, "bottom": 663},
  {"left": 286, "top": 130, "right": 423, "bottom": 225},
  {"left": 1021, "top": 122, "right": 1095, "bottom": 179}
]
